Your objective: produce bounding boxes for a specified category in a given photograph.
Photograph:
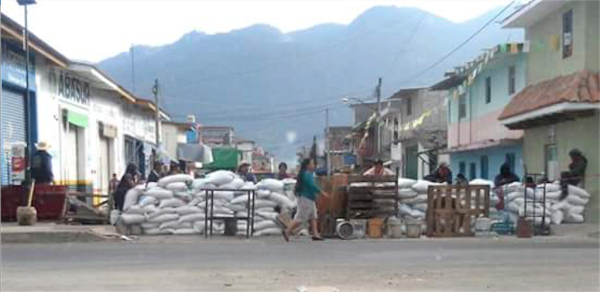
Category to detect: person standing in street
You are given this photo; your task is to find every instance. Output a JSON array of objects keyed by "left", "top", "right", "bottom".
[
  {"left": 113, "top": 163, "right": 139, "bottom": 211},
  {"left": 282, "top": 159, "right": 329, "bottom": 242},
  {"left": 277, "top": 162, "right": 290, "bottom": 179},
  {"left": 31, "top": 141, "right": 54, "bottom": 184},
  {"left": 560, "top": 149, "right": 588, "bottom": 199},
  {"left": 109, "top": 173, "right": 119, "bottom": 195}
]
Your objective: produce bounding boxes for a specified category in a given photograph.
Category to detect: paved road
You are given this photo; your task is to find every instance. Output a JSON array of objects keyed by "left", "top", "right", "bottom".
[{"left": 2, "top": 236, "right": 599, "bottom": 291}]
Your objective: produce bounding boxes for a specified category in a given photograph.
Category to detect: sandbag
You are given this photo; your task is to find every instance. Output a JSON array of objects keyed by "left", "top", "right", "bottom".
[
  {"left": 551, "top": 200, "right": 572, "bottom": 212},
  {"left": 398, "top": 188, "right": 418, "bottom": 199},
  {"left": 192, "top": 221, "right": 206, "bottom": 231},
  {"left": 270, "top": 192, "right": 295, "bottom": 209},
  {"left": 159, "top": 198, "right": 186, "bottom": 209},
  {"left": 241, "top": 182, "right": 257, "bottom": 190},
  {"left": 409, "top": 209, "right": 425, "bottom": 219},
  {"left": 470, "top": 179, "right": 494, "bottom": 188},
  {"left": 166, "top": 182, "right": 188, "bottom": 192},
  {"left": 147, "top": 213, "right": 179, "bottom": 223},
  {"left": 565, "top": 194, "right": 589, "bottom": 206},
  {"left": 145, "top": 189, "right": 174, "bottom": 200},
  {"left": 172, "top": 228, "right": 198, "bottom": 235},
  {"left": 254, "top": 220, "right": 278, "bottom": 231},
  {"left": 175, "top": 206, "right": 202, "bottom": 215},
  {"left": 123, "top": 188, "right": 143, "bottom": 211},
  {"left": 282, "top": 178, "right": 297, "bottom": 185},
  {"left": 255, "top": 227, "right": 283, "bottom": 236},
  {"left": 398, "top": 178, "right": 417, "bottom": 189},
  {"left": 211, "top": 191, "right": 235, "bottom": 201},
  {"left": 568, "top": 185, "right": 591, "bottom": 198},
  {"left": 220, "top": 178, "right": 245, "bottom": 190},
  {"left": 398, "top": 204, "right": 413, "bottom": 217},
  {"left": 565, "top": 213, "right": 584, "bottom": 223},
  {"left": 144, "top": 228, "right": 172, "bottom": 235},
  {"left": 402, "top": 194, "right": 428, "bottom": 204},
  {"left": 188, "top": 197, "right": 205, "bottom": 206},
  {"left": 411, "top": 180, "right": 439, "bottom": 193},
  {"left": 226, "top": 204, "right": 247, "bottom": 212},
  {"left": 191, "top": 178, "right": 210, "bottom": 190},
  {"left": 120, "top": 213, "right": 146, "bottom": 225},
  {"left": 506, "top": 192, "right": 524, "bottom": 202},
  {"left": 254, "top": 199, "right": 278, "bottom": 209},
  {"left": 538, "top": 183, "right": 561, "bottom": 193},
  {"left": 257, "top": 179, "right": 285, "bottom": 192},
  {"left": 138, "top": 195, "right": 158, "bottom": 207},
  {"left": 231, "top": 194, "right": 253, "bottom": 205},
  {"left": 256, "top": 189, "right": 272, "bottom": 199},
  {"left": 205, "top": 170, "right": 237, "bottom": 186},
  {"left": 568, "top": 205, "right": 585, "bottom": 215},
  {"left": 551, "top": 210, "right": 564, "bottom": 225},
  {"left": 141, "top": 222, "right": 159, "bottom": 229},
  {"left": 413, "top": 203, "right": 428, "bottom": 212},
  {"left": 256, "top": 211, "right": 278, "bottom": 220},
  {"left": 135, "top": 182, "right": 156, "bottom": 191},
  {"left": 125, "top": 205, "right": 146, "bottom": 215},
  {"left": 160, "top": 220, "right": 185, "bottom": 230},
  {"left": 158, "top": 174, "right": 193, "bottom": 187}
]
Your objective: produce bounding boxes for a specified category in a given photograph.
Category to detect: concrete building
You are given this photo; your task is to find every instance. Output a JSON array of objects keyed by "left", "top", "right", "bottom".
[
  {"left": 384, "top": 88, "right": 447, "bottom": 179},
  {"left": 432, "top": 44, "right": 527, "bottom": 181},
  {"left": 162, "top": 121, "right": 194, "bottom": 162},
  {"left": 500, "top": 0, "right": 599, "bottom": 222}
]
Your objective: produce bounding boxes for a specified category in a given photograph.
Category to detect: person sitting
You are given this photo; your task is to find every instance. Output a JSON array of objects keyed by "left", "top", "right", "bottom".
[
  {"left": 560, "top": 149, "right": 588, "bottom": 199},
  {"left": 238, "top": 162, "right": 257, "bottom": 183},
  {"left": 363, "top": 159, "right": 394, "bottom": 176},
  {"left": 424, "top": 162, "right": 452, "bottom": 184},
  {"left": 455, "top": 173, "right": 469, "bottom": 185},
  {"left": 494, "top": 163, "right": 520, "bottom": 187}
]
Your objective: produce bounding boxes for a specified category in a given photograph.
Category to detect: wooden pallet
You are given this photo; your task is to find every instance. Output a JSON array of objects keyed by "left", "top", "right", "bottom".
[
  {"left": 346, "top": 175, "right": 398, "bottom": 220},
  {"left": 426, "top": 185, "right": 490, "bottom": 237}
]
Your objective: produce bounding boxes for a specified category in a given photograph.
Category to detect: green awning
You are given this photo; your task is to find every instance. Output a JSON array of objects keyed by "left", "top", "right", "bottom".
[
  {"left": 68, "top": 111, "right": 88, "bottom": 128},
  {"left": 203, "top": 147, "right": 240, "bottom": 170}
]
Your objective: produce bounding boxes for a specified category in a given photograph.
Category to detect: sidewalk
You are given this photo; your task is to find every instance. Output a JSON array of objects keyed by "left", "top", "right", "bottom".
[
  {"left": 2, "top": 222, "right": 598, "bottom": 244},
  {"left": 1, "top": 223, "right": 120, "bottom": 244}
]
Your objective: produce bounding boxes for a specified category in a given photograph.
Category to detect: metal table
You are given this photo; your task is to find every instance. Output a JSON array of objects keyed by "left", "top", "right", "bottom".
[{"left": 202, "top": 188, "right": 256, "bottom": 238}]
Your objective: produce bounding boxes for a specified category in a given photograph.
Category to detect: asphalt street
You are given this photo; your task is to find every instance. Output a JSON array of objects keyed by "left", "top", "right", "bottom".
[{"left": 2, "top": 236, "right": 599, "bottom": 291}]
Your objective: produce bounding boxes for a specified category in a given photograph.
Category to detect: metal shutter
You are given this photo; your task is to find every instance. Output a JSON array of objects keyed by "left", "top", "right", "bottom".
[{"left": 1, "top": 89, "right": 27, "bottom": 185}]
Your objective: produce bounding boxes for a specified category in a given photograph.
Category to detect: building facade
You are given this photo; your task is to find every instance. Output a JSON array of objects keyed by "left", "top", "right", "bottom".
[
  {"left": 433, "top": 44, "right": 527, "bottom": 181},
  {"left": 500, "top": 0, "right": 599, "bottom": 222}
]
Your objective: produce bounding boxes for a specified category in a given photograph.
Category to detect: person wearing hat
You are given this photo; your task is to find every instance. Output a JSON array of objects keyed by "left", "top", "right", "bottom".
[
  {"left": 31, "top": 141, "right": 54, "bottom": 184},
  {"left": 424, "top": 162, "right": 452, "bottom": 184},
  {"left": 363, "top": 159, "right": 394, "bottom": 176},
  {"left": 238, "top": 162, "right": 257, "bottom": 183},
  {"left": 560, "top": 149, "right": 588, "bottom": 199}
]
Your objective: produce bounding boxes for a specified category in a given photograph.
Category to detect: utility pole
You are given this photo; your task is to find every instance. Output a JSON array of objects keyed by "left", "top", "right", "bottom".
[
  {"left": 376, "top": 77, "right": 382, "bottom": 158},
  {"left": 22, "top": 2, "right": 33, "bottom": 179},
  {"left": 326, "top": 108, "right": 331, "bottom": 178},
  {"left": 152, "top": 79, "right": 160, "bottom": 149}
]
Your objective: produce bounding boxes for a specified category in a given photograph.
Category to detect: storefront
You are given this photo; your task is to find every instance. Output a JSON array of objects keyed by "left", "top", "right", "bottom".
[{"left": 1, "top": 40, "right": 37, "bottom": 186}]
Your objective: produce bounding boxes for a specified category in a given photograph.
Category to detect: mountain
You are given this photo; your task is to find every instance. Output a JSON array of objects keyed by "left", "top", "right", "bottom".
[{"left": 97, "top": 5, "right": 523, "bottom": 163}]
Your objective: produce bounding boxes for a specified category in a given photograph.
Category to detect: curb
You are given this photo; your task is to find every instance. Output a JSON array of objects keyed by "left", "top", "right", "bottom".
[{"left": 1, "top": 230, "right": 113, "bottom": 244}]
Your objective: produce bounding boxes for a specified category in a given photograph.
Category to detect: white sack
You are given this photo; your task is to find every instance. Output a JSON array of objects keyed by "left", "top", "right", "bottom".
[
  {"left": 211, "top": 191, "right": 235, "bottom": 201},
  {"left": 179, "top": 213, "right": 206, "bottom": 223},
  {"left": 257, "top": 179, "right": 285, "bottom": 193},
  {"left": 123, "top": 188, "right": 143, "bottom": 211},
  {"left": 565, "top": 194, "right": 589, "bottom": 206},
  {"left": 175, "top": 206, "right": 202, "bottom": 215},
  {"left": 159, "top": 198, "right": 186, "bottom": 209},
  {"left": 125, "top": 205, "right": 146, "bottom": 215},
  {"left": 147, "top": 213, "right": 179, "bottom": 223},
  {"left": 174, "top": 191, "right": 192, "bottom": 202},
  {"left": 120, "top": 213, "right": 146, "bottom": 225},
  {"left": 172, "top": 228, "right": 198, "bottom": 235},
  {"left": 158, "top": 174, "right": 193, "bottom": 187},
  {"left": 160, "top": 220, "right": 184, "bottom": 230},
  {"left": 470, "top": 179, "right": 495, "bottom": 188},
  {"left": 270, "top": 192, "right": 296, "bottom": 209},
  {"left": 398, "top": 188, "right": 418, "bottom": 199},
  {"left": 398, "top": 204, "right": 413, "bottom": 217},
  {"left": 568, "top": 205, "right": 585, "bottom": 215},
  {"left": 138, "top": 195, "right": 158, "bottom": 207},
  {"left": 220, "top": 178, "right": 245, "bottom": 190},
  {"left": 257, "top": 189, "right": 272, "bottom": 199},
  {"left": 166, "top": 182, "right": 188, "bottom": 192},
  {"left": 565, "top": 213, "right": 585, "bottom": 223},
  {"left": 141, "top": 222, "right": 159, "bottom": 229},
  {"left": 241, "top": 182, "right": 257, "bottom": 190},
  {"left": 205, "top": 170, "right": 237, "bottom": 186},
  {"left": 254, "top": 199, "right": 278, "bottom": 209},
  {"left": 255, "top": 228, "right": 283, "bottom": 236},
  {"left": 568, "top": 185, "right": 591, "bottom": 198},
  {"left": 145, "top": 189, "right": 174, "bottom": 200},
  {"left": 398, "top": 178, "right": 417, "bottom": 189},
  {"left": 551, "top": 210, "right": 564, "bottom": 225},
  {"left": 254, "top": 220, "right": 278, "bottom": 231},
  {"left": 144, "top": 228, "right": 172, "bottom": 235},
  {"left": 402, "top": 194, "right": 428, "bottom": 204},
  {"left": 413, "top": 203, "right": 428, "bottom": 212},
  {"left": 412, "top": 180, "right": 439, "bottom": 193}
]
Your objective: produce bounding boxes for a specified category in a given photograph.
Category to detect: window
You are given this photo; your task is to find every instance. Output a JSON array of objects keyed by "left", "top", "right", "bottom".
[
  {"left": 485, "top": 77, "right": 492, "bottom": 104},
  {"left": 563, "top": 10, "right": 573, "bottom": 59},
  {"left": 508, "top": 66, "right": 516, "bottom": 95},
  {"left": 406, "top": 96, "right": 412, "bottom": 116},
  {"left": 458, "top": 94, "right": 466, "bottom": 119},
  {"left": 393, "top": 118, "right": 399, "bottom": 141},
  {"left": 545, "top": 145, "right": 559, "bottom": 181},
  {"left": 459, "top": 162, "right": 466, "bottom": 176},
  {"left": 469, "top": 163, "right": 477, "bottom": 180},
  {"left": 480, "top": 156, "right": 489, "bottom": 179},
  {"left": 505, "top": 153, "right": 516, "bottom": 174}
]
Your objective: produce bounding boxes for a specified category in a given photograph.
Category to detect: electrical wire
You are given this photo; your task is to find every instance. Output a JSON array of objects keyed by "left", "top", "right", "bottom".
[{"left": 391, "top": 0, "right": 516, "bottom": 86}]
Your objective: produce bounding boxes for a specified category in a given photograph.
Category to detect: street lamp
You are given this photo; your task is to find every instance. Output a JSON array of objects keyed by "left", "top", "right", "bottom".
[{"left": 17, "top": 0, "right": 36, "bottom": 180}]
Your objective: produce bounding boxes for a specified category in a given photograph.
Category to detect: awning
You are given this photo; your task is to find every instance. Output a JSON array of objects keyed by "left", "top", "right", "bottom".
[
  {"left": 203, "top": 147, "right": 240, "bottom": 170},
  {"left": 68, "top": 111, "right": 88, "bottom": 128},
  {"left": 177, "top": 143, "right": 213, "bottom": 163}
]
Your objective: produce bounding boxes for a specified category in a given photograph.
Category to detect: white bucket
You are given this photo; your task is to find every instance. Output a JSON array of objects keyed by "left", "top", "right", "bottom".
[
  {"left": 350, "top": 219, "right": 367, "bottom": 238},
  {"left": 387, "top": 217, "right": 404, "bottom": 238}
]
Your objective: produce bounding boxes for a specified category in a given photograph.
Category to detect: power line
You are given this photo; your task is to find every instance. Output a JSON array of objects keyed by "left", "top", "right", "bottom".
[{"left": 392, "top": 0, "right": 516, "bottom": 86}]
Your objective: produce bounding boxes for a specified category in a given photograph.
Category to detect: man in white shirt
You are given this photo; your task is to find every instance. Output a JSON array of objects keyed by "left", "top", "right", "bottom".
[{"left": 363, "top": 159, "right": 395, "bottom": 176}]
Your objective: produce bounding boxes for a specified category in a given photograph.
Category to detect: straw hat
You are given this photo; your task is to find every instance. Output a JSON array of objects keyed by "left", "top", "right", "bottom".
[{"left": 35, "top": 141, "right": 50, "bottom": 151}]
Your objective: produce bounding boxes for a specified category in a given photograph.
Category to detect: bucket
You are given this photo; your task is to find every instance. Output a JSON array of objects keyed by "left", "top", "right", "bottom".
[
  {"left": 350, "top": 219, "right": 367, "bottom": 238},
  {"left": 367, "top": 218, "right": 384, "bottom": 238},
  {"left": 406, "top": 223, "right": 421, "bottom": 238},
  {"left": 16, "top": 206, "right": 37, "bottom": 226},
  {"left": 386, "top": 217, "right": 404, "bottom": 238},
  {"left": 336, "top": 221, "right": 354, "bottom": 240}
]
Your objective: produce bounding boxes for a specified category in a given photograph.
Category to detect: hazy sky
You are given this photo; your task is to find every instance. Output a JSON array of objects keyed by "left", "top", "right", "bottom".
[{"left": 1, "top": 0, "right": 511, "bottom": 63}]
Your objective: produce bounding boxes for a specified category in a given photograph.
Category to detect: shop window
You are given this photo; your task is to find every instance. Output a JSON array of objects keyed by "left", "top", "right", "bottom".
[
  {"left": 563, "top": 10, "right": 573, "bottom": 59},
  {"left": 485, "top": 77, "right": 492, "bottom": 104},
  {"left": 480, "top": 156, "right": 489, "bottom": 179}
]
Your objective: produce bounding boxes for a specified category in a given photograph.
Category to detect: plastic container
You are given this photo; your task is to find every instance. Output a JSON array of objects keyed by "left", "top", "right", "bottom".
[
  {"left": 367, "top": 218, "right": 384, "bottom": 238},
  {"left": 350, "top": 219, "right": 367, "bottom": 238},
  {"left": 387, "top": 217, "right": 404, "bottom": 238}
]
